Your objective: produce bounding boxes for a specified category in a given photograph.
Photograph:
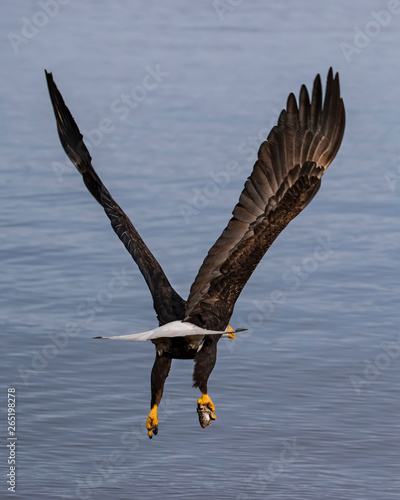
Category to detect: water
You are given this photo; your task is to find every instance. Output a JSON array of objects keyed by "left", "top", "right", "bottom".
[{"left": 1, "top": 1, "right": 400, "bottom": 498}]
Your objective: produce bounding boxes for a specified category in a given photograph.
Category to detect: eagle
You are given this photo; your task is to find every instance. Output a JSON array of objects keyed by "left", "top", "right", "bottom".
[{"left": 45, "top": 68, "right": 345, "bottom": 438}]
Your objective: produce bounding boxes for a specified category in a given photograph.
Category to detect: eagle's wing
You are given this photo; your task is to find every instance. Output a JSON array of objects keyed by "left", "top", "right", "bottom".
[
  {"left": 45, "top": 71, "right": 186, "bottom": 325},
  {"left": 184, "top": 68, "right": 345, "bottom": 331}
]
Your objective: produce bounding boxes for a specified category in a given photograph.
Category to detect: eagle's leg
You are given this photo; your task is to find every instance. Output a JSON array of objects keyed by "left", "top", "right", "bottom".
[
  {"left": 193, "top": 336, "right": 219, "bottom": 428},
  {"left": 146, "top": 353, "right": 172, "bottom": 438}
]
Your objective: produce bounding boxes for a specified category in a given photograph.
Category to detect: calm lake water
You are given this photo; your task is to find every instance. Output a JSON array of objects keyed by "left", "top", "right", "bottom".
[{"left": 1, "top": 1, "right": 400, "bottom": 499}]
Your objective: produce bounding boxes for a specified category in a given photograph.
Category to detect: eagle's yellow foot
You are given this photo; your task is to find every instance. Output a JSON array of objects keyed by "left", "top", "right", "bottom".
[
  {"left": 146, "top": 405, "right": 158, "bottom": 439},
  {"left": 197, "top": 393, "right": 217, "bottom": 428}
]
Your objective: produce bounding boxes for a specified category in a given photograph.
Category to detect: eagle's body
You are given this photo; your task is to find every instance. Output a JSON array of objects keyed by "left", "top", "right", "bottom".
[{"left": 46, "top": 68, "right": 345, "bottom": 438}]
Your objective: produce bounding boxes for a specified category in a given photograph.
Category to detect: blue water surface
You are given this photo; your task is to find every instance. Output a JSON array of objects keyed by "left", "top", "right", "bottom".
[{"left": 1, "top": 1, "right": 400, "bottom": 499}]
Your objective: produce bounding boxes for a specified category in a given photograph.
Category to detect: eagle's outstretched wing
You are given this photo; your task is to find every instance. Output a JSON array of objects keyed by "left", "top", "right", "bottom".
[
  {"left": 45, "top": 71, "right": 186, "bottom": 325},
  {"left": 184, "top": 68, "right": 345, "bottom": 331}
]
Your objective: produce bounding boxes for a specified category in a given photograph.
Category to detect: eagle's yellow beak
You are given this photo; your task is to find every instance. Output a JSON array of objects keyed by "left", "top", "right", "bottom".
[{"left": 224, "top": 323, "right": 235, "bottom": 340}]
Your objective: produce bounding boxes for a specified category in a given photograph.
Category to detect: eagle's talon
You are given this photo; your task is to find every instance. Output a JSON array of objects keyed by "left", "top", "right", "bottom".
[
  {"left": 197, "top": 394, "right": 217, "bottom": 428},
  {"left": 146, "top": 405, "right": 158, "bottom": 439}
]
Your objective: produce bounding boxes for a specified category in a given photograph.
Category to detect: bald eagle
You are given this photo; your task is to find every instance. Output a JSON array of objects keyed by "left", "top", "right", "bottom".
[{"left": 45, "top": 68, "right": 345, "bottom": 438}]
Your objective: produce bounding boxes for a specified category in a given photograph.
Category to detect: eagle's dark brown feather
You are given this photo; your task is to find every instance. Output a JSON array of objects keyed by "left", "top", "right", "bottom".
[
  {"left": 184, "top": 68, "right": 345, "bottom": 331},
  {"left": 45, "top": 71, "right": 186, "bottom": 325}
]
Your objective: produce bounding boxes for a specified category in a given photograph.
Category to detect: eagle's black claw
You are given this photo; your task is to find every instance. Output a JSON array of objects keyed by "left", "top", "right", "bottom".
[{"left": 146, "top": 405, "right": 159, "bottom": 438}]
